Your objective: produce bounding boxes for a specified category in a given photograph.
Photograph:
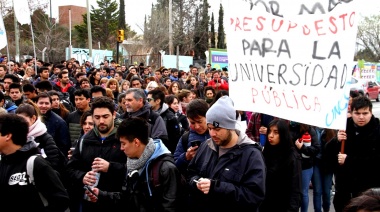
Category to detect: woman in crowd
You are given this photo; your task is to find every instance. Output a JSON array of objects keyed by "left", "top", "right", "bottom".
[
  {"left": 187, "top": 75, "right": 204, "bottom": 99},
  {"left": 145, "top": 81, "right": 159, "bottom": 93},
  {"left": 165, "top": 94, "right": 189, "bottom": 134},
  {"left": 198, "top": 71, "right": 207, "bottom": 86},
  {"left": 67, "top": 110, "right": 94, "bottom": 160},
  {"left": 163, "top": 77, "right": 172, "bottom": 89},
  {"left": 23, "top": 66, "right": 34, "bottom": 82},
  {"left": 16, "top": 101, "right": 65, "bottom": 172},
  {"left": 168, "top": 81, "right": 181, "bottom": 95},
  {"left": 106, "top": 78, "right": 120, "bottom": 101},
  {"left": 100, "top": 77, "right": 109, "bottom": 88},
  {"left": 260, "top": 119, "right": 302, "bottom": 212},
  {"left": 312, "top": 128, "right": 337, "bottom": 212},
  {"left": 120, "top": 80, "right": 130, "bottom": 93},
  {"left": 204, "top": 86, "right": 216, "bottom": 105},
  {"left": 177, "top": 89, "right": 192, "bottom": 115},
  {"left": 289, "top": 122, "right": 320, "bottom": 212},
  {"left": 48, "top": 90, "right": 70, "bottom": 120},
  {"left": 178, "top": 71, "right": 188, "bottom": 89},
  {"left": 89, "top": 69, "right": 101, "bottom": 86}
]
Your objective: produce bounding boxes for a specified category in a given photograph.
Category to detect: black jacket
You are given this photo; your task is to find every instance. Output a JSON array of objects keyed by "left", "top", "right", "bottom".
[
  {"left": 0, "top": 141, "right": 69, "bottom": 211},
  {"left": 260, "top": 146, "right": 302, "bottom": 212},
  {"left": 35, "top": 132, "right": 67, "bottom": 174},
  {"left": 66, "top": 110, "right": 85, "bottom": 145},
  {"left": 99, "top": 154, "right": 181, "bottom": 212},
  {"left": 187, "top": 131, "right": 266, "bottom": 212},
  {"left": 66, "top": 127, "right": 127, "bottom": 212},
  {"left": 327, "top": 116, "right": 380, "bottom": 194},
  {"left": 43, "top": 110, "right": 71, "bottom": 155},
  {"left": 289, "top": 125, "right": 320, "bottom": 170}
]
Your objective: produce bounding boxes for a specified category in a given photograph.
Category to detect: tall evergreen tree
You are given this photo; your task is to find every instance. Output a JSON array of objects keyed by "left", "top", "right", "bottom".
[
  {"left": 193, "top": 0, "right": 209, "bottom": 59},
  {"left": 74, "top": 0, "right": 119, "bottom": 49},
  {"left": 210, "top": 12, "right": 215, "bottom": 48},
  {"left": 217, "top": 3, "right": 225, "bottom": 49}
]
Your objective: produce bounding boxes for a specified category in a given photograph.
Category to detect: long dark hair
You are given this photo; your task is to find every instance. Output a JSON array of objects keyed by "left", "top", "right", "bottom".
[{"left": 264, "top": 119, "right": 293, "bottom": 151}]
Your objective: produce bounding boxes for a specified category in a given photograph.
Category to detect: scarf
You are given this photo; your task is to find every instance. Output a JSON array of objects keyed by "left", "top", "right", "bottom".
[
  {"left": 28, "top": 119, "right": 47, "bottom": 138},
  {"left": 127, "top": 139, "right": 156, "bottom": 173}
]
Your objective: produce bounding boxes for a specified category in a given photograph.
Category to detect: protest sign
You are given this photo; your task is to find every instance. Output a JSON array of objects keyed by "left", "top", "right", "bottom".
[{"left": 226, "top": 0, "right": 359, "bottom": 129}]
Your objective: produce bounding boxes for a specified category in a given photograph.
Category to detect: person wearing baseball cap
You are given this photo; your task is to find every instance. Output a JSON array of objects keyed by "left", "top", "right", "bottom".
[{"left": 187, "top": 96, "right": 266, "bottom": 212}]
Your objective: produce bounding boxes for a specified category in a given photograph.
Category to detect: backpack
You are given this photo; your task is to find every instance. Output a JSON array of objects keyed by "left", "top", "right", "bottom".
[
  {"left": 161, "top": 110, "right": 182, "bottom": 153},
  {"left": 27, "top": 155, "right": 70, "bottom": 212},
  {"left": 57, "top": 91, "right": 75, "bottom": 112},
  {"left": 150, "top": 154, "right": 188, "bottom": 210}
]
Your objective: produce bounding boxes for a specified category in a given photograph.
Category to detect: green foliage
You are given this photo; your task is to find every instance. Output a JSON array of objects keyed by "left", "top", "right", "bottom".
[
  {"left": 210, "top": 12, "right": 215, "bottom": 48},
  {"left": 193, "top": 0, "right": 209, "bottom": 59},
  {"left": 355, "top": 48, "right": 378, "bottom": 63},
  {"left": 217, "top": 3, "right": 225, "bottom": 49},
  {"left": 74, "top": 0, "right": 136, "bottom": 49}
]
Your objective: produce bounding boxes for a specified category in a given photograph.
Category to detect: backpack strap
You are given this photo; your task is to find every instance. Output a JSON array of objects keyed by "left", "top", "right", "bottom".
[
  {"left": 151, "top": 159, "right": 165, "bottom": 188},
  {"left": 150, "top": 154, "right": 175, "bottom": 188},
  {"left": 181, "top": 131, "right": 190, "bottom": 152},
  {"left": 27, "top": 155, "right": 49, "bottom": 207}
]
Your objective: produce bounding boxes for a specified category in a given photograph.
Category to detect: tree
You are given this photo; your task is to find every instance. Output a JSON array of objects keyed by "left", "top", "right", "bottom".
[
  {"left": 355, "top": 48, "right": 378, "bottom": 62},
  {"left": 356, "top": 15, "right": 380, "bottom": 62},
  {"left": 2, "top": 6, "right": 69, "bottom": 62},
  {"left": 217, "top": 3, "right": 225, "bottom": 49},
  {"left": 210, "top": 12, "right": 215, "bottom": 48},
  {"left": 74, "top": 0, "right": 135, "bottom": 50},
  {"left": 144, "top": 0, "right": 201, "bottom": 57},
  {"left": 193, "top": 0, "right": 209, "bottom": 59}
]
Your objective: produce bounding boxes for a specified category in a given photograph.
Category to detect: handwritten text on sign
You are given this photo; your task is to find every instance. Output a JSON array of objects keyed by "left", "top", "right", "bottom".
[{"left": 226, "top": 1, "right": 358, "bottom": 129}]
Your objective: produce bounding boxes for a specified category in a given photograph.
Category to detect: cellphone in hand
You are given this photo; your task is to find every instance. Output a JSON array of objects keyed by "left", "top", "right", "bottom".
[
  {"left": 190, "top": 140, "right": 201, "bottom": 147},
  {"left": 83, "top": 185, "right": 98, "bottom": 198}
]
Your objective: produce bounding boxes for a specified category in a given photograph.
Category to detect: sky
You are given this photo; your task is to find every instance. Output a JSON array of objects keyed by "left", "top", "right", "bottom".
[{"left": 47, "top": 0, "right": 379, "bottom": 34}]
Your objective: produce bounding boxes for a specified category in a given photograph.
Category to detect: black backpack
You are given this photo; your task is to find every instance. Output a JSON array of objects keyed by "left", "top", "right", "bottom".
[
  {"left": 150, "top": 154, "right": 188, "bottom": 211},
  {"left": 161, "top": 110, "right": 182, "bottom": 153}
]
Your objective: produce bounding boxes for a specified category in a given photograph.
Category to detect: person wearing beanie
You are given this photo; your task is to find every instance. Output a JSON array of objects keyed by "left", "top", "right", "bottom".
[{"left": 187, "top": 96, "right": 266, "bottom": 212}]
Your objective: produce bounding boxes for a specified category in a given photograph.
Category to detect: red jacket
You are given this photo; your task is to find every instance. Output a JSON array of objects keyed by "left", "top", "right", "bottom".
[{"left": 207, "top": 79, "right": 229, "bottom": 91}]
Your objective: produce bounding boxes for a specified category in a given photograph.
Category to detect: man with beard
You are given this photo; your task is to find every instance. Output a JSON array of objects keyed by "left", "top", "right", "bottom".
[
  {"left": 53, "top": 70, "right": 76, "bottom": 106},
  {"left": 36, "top": 92, "right": 70, "bottom": 154},
  {"left": 187, "top": 96, "right": 266, "bottom": 212},
  {"left": 66, "top": 96, "right": 127, "bottom": 212}
]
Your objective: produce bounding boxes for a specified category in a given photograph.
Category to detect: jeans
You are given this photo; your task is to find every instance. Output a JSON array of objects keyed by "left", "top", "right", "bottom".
[
  {"left": 312, "top": 161, "right": 334, "bottom": 212},
  {"left": 301, "top": 167, "right": 313, "bottom": 212}
]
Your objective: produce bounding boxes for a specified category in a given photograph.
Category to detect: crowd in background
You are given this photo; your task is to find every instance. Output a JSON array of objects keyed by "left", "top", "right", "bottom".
[{"left": 0, "top": 54, "right": 379, "bottom": 212}]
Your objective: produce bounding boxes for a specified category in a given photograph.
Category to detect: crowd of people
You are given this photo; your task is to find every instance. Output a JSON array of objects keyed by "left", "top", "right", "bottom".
[{"left": 0, "top": 55, "right": 379, "bottom": 212}]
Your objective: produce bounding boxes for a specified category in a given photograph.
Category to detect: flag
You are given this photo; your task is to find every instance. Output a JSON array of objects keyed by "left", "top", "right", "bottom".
[
  {"left": 14, "top": 0, "right": 31, "bottom": 25},
  {"left": 0, "top": 15, "right": 7, "bottom": 50}
]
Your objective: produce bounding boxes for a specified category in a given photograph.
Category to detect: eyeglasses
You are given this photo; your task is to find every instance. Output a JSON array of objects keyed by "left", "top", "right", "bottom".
[{"left": 147, "top": 98, "right": 154, "bottom": 102}]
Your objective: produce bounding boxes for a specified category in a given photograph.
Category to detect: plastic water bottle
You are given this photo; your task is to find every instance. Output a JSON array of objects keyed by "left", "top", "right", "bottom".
[
  {"left": 84, "top": 170, "right": 100, "bottom": 201},
  {"left": 259, "top": 134, "right": 266, "bottom": 146},
  {"left": 301, "top": 132, "right": 311, "bottom": 158}
]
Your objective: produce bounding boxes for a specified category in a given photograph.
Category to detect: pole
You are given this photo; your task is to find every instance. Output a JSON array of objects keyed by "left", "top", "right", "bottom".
[
  {"left": 168, "top": 0, "right": 173, "bottom": 55},
  {"left": 176, "top": 46, "right": 179, "bottom": 69},
  {"left": 13, "top": 0, "right": 20, "bottom": 62},
  {"left": 69, "top": 8, "right": 72, "bottom": 60},
  {"left": 30, "top": 24, "right": 37, "bottom": 74},
  {"left": 50, "top": 0, "right": 52, "bottom": 24},
  {"left": 116, "top": 42, "right": 119, "bottom": 64},
  {"left": 86, "top": 0, "right": 93, "bottom": 58}
]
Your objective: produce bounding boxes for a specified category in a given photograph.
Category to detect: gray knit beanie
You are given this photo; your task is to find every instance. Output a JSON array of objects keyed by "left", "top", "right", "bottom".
[{"left": 206, "top": 96, "right": 236, "bottom": 130}]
